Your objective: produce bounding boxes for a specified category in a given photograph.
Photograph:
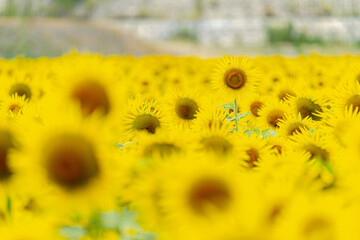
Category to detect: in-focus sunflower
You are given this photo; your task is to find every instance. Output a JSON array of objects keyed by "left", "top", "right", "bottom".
[
  {"left": 121, "top": 95, "right": 166, "bottom": 141},
  {"left": 277, "top": 113, "right": 314, "bottom": 139},
  {"left": 165, "top": 89, "right": 202, "bottom": 128},
  {"left": 212, "top": 56, "right": 260, "bottom": 100},
  {"left": 287, "top": 94, "right": 327, "bottom": 122},
  {"left": 239, "top": 93, "right": 267, "bottom": 128},
  {"left": 0, "top": 94, "right": 28, "bottom": 119},
  {"left": 258, "top": 100, "right": 291, "bottom": 129},
  {"left": 332, "top": 79, "right": 360, "bottom": 114}
]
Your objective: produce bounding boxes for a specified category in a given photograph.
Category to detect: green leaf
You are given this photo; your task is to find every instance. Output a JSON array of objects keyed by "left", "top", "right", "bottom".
[
  {"left": 227, "top": 112, "right": 250, "bottom": 122},
  {"left": 59, "top": 226, "right": 87, "bottom": 240},
  {"left": 219, "top": 102, "right": 235, "bottom": 110}
]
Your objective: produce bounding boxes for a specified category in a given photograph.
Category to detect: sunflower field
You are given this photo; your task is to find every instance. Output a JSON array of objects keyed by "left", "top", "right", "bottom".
[{"left": 1, "top": 53, "right": 360, "bottom": 239}]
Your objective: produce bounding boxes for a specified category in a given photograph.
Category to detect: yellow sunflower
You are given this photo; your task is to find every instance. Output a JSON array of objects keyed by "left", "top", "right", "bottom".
[
  {"left": 212, "top": 56, "right": 260, "bottom": 100},
  {"left": 12, "top": 107, "right": 117, "bottom": 216},
  {"left": 258, "top": 99, "right": 291, "bottom": 129},
  {"left": 121, "top": 95, "right": 166, "bottom": 142}
]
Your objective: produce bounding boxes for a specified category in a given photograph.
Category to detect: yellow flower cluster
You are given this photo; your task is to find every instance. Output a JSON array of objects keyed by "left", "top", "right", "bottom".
[{"left": 1, "top": 53, "right": 360, "bottom": 239}]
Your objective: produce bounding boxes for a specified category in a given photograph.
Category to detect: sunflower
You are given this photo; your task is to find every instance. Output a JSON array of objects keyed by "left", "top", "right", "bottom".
[
  {"left": 272, "top": 194, "right": 354, "bottom": 240},
  {"left": 0, "top": 70, "right": 41, "bottom": 102},
  {"left": 322, "top": 106, "right": 360, "bottom": 147},
  {"left": 165, "top": 89, "right": 202, "bottom": 129},
  {"left": 271, "top": 78, "right": 298, "bottom": 102},
  {"left": 237, "top": 134, "right": 274, "bottom": 168},
  {"left": 212, "top": 56, "right": 260, "bottom": 100},
  {"left": 193, "top": 123, "right": 239, "bottom": 157},
  {"left": 239, "top": 93, "right": 267, "bottom": 128},
  {"left": 258, "top": 100, "right": 291, "bottom": 129},
  {"left": 0, "top": 94, "right": 28, "bottom": 119},
  {"left": 332, "top": 79, "right": 360, "bottom": 115},
  {"left": 286, "top": 93, "right": 328, "bottom": 122},
  {"left": 277, "top": 113, "right": 315, "bottom": 139},
  {"left": 290, "top": 131, "right": 340, "bottom": 189},
  {"left": 135, "top": 129, "right": 188, "bottom": 159},
  {"left": 192, "top": 104, "right": 232, "bottom": 133},
  {"left": 160, "top": 154, "right": 257, "bottom": 240},
  {"left": 121, "top": 95, "right": 166, "bottom": 142},
  {"left": 53, "top": 53, "right": 125, "bottom": 118},
  {"left": 12, "top": 107, "right": 117, "bottom": 215},
  {"left": 0, "top": 119, "right": 21, "bottom": 185}
]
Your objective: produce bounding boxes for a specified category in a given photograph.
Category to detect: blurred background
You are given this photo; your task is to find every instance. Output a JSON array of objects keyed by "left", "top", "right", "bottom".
[{"left": 1, "top": 0, "right": 360, "bottom": 58}]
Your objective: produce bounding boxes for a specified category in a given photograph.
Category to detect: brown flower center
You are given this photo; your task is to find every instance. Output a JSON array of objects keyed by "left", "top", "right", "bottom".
[
  {"left": 288, "top": 123, "right": 307, "bottom": 136},
  {"left": 143, "top": 143, "right": 180, "bottom": 158},
  {"left": 267, "top": 110, "right": 284, "bottom": 128},
  {"left": 175, "top": 98, "right": 199, "bottom": 120},
  {"left": 133, "top": 114, "right": 160, "bottom": 134},
  {"left": 250, "top": 101, "right": 263, "bottom": 117},
  {"left": 304, "top": 144, "right": 329, "bottom": 163},
  {"left": 296, "top": 98, "right": 322, "bottom": 121},
  {"left": 346, "top": 95, "right": 360, "bottom": 113},
  {"left": 0, "top": 131, "right": 15, "bottom": 180},
  {"left": 189, "top": 177, "right": 231, "bottom": 215},
  {"left": 278, "top": 90, "right": 296, "bottom": 101},
  {"left": 44, "top": 135, "right": 99, "bottom": 189},
  {"left": 9, "top": 104, "right": 21, "bottom": 114},
  {"left": 201, "top": 136, "right": 233, "bottom": 154},
  {"left": 224, "top": 69, "right": 246, "bottom": 89},
  {"left": 271, "top": 145, "right": 282, "bottom": 154},
  {"left": 246, "top": 148, "right": 259, "bottom": 167},
  {"left": 71, "top": 81, "right": 110, "bottom": 116},
  {"left": 9, "top": 83, "right": 32, "bottom": 100}
]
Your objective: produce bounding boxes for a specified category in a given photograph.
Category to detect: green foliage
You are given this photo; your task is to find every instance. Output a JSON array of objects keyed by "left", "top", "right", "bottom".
[
  {"left": 2, "top": 0, "right": 17, "bottom": 17},
  {"left": 48, "top": 0, "right": 85, "bottom": 17},
  {"left": 266, "top": 23, "right": 324, "bottom": 45},
  {"left": 171, "top": 25, "right": 198, "bottom": 42},
  {"left": 60, "top": 208, "right": 156, "bottom": 240}
]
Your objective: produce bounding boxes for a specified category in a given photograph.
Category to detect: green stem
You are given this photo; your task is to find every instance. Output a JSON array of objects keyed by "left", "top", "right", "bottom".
[{"left": 234, "top": 98, "right": 238, "bottom": 132}]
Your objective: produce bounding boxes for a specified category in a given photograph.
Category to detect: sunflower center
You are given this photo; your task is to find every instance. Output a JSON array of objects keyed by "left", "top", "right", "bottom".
[
  {"left": 305, "top": 144, "right": 329, "bottom": 163},
  {"left": 175, "top": 98, "right": 199, "bottom": 120},
  {"left": 9, "top": 104, "right": 21, "bottom": 114},
  {"left": 268, "top": 203, "right": 284, "bottom": 223},
  {"left": 143, "top": 143, "right": 180, "bottom": 158},
  {"left": 189, "top": 177, "right": 231, "bottom": 215},
  {"left": 278, "top": 90, "right": 295, "bottom": 101},
  {"left": 288, "top": 123, "right": 307, "bottom": 136},
  {"left": 267, "top": 110, "right": 284, "bottom": 128},
  {"left": 71, "top": 81, "right": 110, "bottom": 116},
  {"left": 208, "top": 119, "right": 223, "bottom": 129},
  {"left": 271, "top": 145, "right": 282, "bottom": 154},
  {"left": 201, "top": 136, "right": 233, "bottom": 154},
  {"left": 246, "top": 148, "right": 259, "bottom": 167},
  {"left": 0, "top": 131, "right": 15, "bottom": 180},
  {"left": 44, "top": 135, "right": 99, "bottom": 189},
  {"left": 9, "top": 83, "right": 32, "bottom": 100},
  {"left": 224, "top": 69, "right": 246, "bottom": 89},
  {"left": 296, "top": 98, "right": 322, "bottom": 121},
  {"left": 250, "top": 101, "right": 263, "bottom": 117},
  {"left": 346, "top": 95, "right": 360, "bottom": 113},
  {"left": 133, "top": 114, "right": 160, "bottom": 134}
]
